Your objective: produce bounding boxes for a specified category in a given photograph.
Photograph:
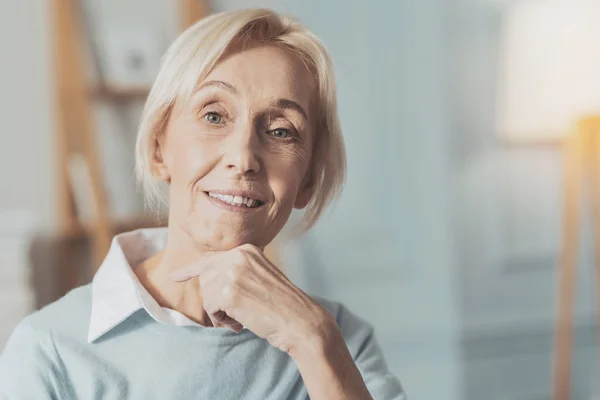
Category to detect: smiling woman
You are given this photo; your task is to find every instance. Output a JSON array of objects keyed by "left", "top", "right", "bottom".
[
  {"left": 149, "top": 43, "right": 316, "bottom": 251},
  {"left": 0, "top": 8, "right": 405, "bottom": 400}
]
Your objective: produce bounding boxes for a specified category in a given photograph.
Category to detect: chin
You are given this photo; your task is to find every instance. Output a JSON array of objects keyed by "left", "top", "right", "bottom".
[
  {"left": 188, "top": 224, "right": 266, "bottom": 251},
  {"left": 212, "top": 236, "right": 254, "bottom": 251}
]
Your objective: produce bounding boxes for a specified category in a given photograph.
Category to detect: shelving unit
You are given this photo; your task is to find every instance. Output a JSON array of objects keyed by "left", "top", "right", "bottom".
[
  {"left": 91, "top": 84, "right": 151, "bottom": 101},
  {"left": 52, "top": 0, "right": 208, "bottom": 271}
]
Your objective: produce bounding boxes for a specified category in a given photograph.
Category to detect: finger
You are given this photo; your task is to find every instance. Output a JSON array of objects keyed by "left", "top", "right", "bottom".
[
  {"left": 229, "top": 323, "right": 244, "bottom": 333},
  {"left": 212, "top": 310, "right": 242, "bottom": 328},
  {"left": 212, "top": 310, "right": 228, "bottom": 322},
  {"left": 169, "top": 252, "right": 218, "bottom": 282},
  {"left": 209, "top": 316, "right": 225, "bottom": 328},
  {"left": 169, "top": 267, "right": 200, "bottom": 282}
]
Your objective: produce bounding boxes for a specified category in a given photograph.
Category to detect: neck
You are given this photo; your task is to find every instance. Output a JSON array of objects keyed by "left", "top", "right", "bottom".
[{"left": 134, "top": 225, "right": 214, "bottom": 326}]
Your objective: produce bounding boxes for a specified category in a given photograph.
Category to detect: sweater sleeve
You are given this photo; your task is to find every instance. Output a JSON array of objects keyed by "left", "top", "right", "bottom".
[
  {"left": 0, "top": 317, "right": 66, "bottom": 400},
  {"left": 335, "top": 304, "right": 407, "bottom": 400}
]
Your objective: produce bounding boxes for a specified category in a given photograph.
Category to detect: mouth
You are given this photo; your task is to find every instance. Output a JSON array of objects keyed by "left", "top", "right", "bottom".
[{"left": 203, "top": 191, "right": 265, "bottom": 209}]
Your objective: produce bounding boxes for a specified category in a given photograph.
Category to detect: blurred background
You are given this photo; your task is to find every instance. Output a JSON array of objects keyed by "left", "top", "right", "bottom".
[{"left": 1, "top": 0, "right": 600, "bottom": 399}]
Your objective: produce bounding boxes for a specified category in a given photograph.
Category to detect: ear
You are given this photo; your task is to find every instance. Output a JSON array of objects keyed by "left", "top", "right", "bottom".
[
  {"left": 151, "top": 134, "right": 171, "bottom": 183},
  {"left": 294, "top": 169, "right": 316, "bottom": 210}
]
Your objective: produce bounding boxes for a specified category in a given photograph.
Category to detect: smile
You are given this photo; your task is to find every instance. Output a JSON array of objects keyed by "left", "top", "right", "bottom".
[{"left": 204, "top": 191, "right": 264, "bottom": 209}]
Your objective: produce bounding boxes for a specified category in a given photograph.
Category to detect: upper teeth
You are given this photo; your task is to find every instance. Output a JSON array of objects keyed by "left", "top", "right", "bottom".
[{"left": 208, "top": 192, "right": 259, "bottom": 208}]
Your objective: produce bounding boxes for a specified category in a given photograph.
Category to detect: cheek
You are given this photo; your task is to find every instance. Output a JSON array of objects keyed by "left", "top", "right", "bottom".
[
  {"left": 170, "top": 137, "right": 220, "bottom": 186},
  {"left": 266, "top": 147, "right": 311, "bottom": 199}
]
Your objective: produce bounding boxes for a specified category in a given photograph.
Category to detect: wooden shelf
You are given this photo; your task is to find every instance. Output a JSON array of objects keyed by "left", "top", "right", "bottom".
[
  {"left": 63, "top": 214, "right": 167, "bottom": 239},
  {"left": 91, "top": 84, "right": 151, "bottom": 101},
  {"left": 52, "top": 0, "right": 209, "bottom": 272}
]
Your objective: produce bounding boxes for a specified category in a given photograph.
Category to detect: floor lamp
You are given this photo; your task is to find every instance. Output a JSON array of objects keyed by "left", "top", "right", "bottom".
[
  {"left": 497, "top": 3, "right": 600, "bottom": 400},
  {"left": 554, "top": 116, "right": 600, "bottom": 400}
]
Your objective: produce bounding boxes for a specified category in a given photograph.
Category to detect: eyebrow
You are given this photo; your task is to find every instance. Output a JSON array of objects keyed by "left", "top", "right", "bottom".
[
  {"left": 196, "top": 80, "right": 309, "bottom": 121},
  {"left": 196, "top": 80, "right": 238, "bottom": 94},
  {"left": 270, "top": 99, "right": 309, "bottom": 122}
]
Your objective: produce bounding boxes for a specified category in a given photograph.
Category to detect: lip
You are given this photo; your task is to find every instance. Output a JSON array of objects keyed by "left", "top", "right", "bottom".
[
  {"left": 203, "top": 189, "right": 266, "bottom": 203},
  {"left": 202, "top": 191, "right": 265, "bottom": 214}
]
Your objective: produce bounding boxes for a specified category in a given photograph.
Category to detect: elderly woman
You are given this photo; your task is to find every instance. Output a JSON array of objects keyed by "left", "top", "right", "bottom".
[{"left": 0, "top": 8, "right": 405, "bottom": 400}]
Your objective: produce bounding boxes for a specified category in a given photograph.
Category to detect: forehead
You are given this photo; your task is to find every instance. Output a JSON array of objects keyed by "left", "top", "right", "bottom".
[{"left": 201, "top": 44, "right": 315, "bottom": 112}]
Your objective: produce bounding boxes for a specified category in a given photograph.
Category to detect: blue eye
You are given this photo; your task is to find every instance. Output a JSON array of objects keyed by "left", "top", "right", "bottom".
[
  {"left": 268, "top": 128, "right": 290, "bottom": 139},
  {"left": 205, "top": 112, "right": 223, "bottom": 124}
]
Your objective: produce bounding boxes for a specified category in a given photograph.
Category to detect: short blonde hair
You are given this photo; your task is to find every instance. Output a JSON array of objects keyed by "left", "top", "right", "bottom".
[{"left": 135, "top": 8, "right": 345, "bottom": 233}]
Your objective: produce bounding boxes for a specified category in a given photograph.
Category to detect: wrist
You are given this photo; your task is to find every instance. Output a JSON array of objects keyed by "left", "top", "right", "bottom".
[{"left": 287, "top": 308, "right": 340, "bottom": 362}]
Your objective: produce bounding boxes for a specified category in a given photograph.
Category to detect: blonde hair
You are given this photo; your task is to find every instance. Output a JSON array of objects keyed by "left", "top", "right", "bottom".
[{"left": 135, "top": 8, "right": 345, "bottom": 233}]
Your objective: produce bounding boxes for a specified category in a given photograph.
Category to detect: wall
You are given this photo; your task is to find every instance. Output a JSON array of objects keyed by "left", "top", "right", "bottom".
[
  {"left": 0, "top": 0, "right": 54, "bottom": 351},
  {"left": 257, "top": 1, "right": 463, "bottom": 398},
  {"left": 0, "top": 1, "right": 464, "bottom": 398},
  {"left": 0, "top": 1, "right": 54, "bottom": 230},
  {"left": 450, "top": 2, "right": 599, "bottom": 399}
]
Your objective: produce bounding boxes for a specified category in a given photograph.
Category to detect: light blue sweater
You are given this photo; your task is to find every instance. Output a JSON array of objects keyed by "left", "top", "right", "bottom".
[{"left": 0, "top": 284, "right": 405, "bottom": 399}]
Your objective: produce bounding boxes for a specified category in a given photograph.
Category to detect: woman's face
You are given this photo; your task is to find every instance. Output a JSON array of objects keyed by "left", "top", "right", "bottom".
[{"left": 156, "top": 44, "right": 316, "bottom": 250}]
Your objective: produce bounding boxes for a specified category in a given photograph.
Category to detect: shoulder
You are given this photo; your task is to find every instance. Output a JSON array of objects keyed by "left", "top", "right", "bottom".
[
  {"left": 313, "top": 296, "right": 374, "bottom": 350},
  {"left": 14, "top": 283, "right": 92, "bottom": 342},
  {"left": 0, "top": 287, "right": 90, "bottom": 399},
  {"left": 313, "top": 297, "right": 407, "bottom": 399},
  {"left": 314, "top": 296, "right": 373, "bottom": 330},
  {"left": 1, "top": 284, "right": 92, "bottom": 370}
]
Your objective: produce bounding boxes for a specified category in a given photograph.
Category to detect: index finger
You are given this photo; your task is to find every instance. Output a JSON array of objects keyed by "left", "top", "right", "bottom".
[{"left": 168, "top": 251, "right": 219, "bottom": 282}]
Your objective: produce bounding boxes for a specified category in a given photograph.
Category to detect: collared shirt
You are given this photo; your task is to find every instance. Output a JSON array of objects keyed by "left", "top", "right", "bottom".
[
  {"left": 88, "top": 228, "right": 202, "bottom": 343},
  {"left": 0, "top": 228, "right": 406, "bottom": 399}
]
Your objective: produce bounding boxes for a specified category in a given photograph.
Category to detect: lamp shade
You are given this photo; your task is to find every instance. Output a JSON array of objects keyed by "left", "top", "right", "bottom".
[{"left": 497, "top": 2, "right": 600, "bottom": 143}]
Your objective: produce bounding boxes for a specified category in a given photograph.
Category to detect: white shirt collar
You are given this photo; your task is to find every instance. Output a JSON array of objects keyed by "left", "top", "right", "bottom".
[{"left": 88, "top": 228, "right": 201, "bottom": 343}]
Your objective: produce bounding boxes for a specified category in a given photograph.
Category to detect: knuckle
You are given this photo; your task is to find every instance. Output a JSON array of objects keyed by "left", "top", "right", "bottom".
[
  {"left": 204, "top": 300, "right": 217, "bottom": 315},
  {"left": 228, "top": 264, "right": 247, "bottom": 287},
  {"left": 239, "top": 243, "right": 257, "bottom": 253},
  {"left": 232, "top": 250, "right": 248, "bottom": 265},
  {"left": 221, "top": 284, "right": 238, "bottom": 308}
]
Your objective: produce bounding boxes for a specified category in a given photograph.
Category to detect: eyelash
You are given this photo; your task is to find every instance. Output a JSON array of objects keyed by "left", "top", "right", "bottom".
[
  {"left": 203, "top": 111, "right": 224, "bottom": 125},
  {"left": 202, "top": 111, "right": 297, "bottom": 141}
]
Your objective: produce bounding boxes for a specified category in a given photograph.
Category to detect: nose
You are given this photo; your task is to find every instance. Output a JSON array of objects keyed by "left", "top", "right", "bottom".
[{"left": 222, "top": 129, "right": 261, "bottom": 177}]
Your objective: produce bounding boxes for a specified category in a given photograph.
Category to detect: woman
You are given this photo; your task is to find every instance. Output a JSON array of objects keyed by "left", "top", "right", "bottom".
[{"left": 0, "top": 8, "right": 405, "bottom": 400}]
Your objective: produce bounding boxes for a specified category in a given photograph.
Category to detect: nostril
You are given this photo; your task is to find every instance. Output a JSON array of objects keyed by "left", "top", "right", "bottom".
[{"left": 224, "top": 152, "right": 260, "bottom": 175}]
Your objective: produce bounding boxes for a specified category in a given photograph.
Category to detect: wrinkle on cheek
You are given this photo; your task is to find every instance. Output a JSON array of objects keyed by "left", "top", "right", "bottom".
[
  {"left": 271, "top": 144, "right": 311, "bottom": 179},
  {"left": 292, "top": 140, "right": 313, "bottom": 175},
  {"left": 264, "top": 147, "right": 312, "bottom": 211},
  {"left": 293, "top": 149, "right": 312, "bottom": 179}
]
